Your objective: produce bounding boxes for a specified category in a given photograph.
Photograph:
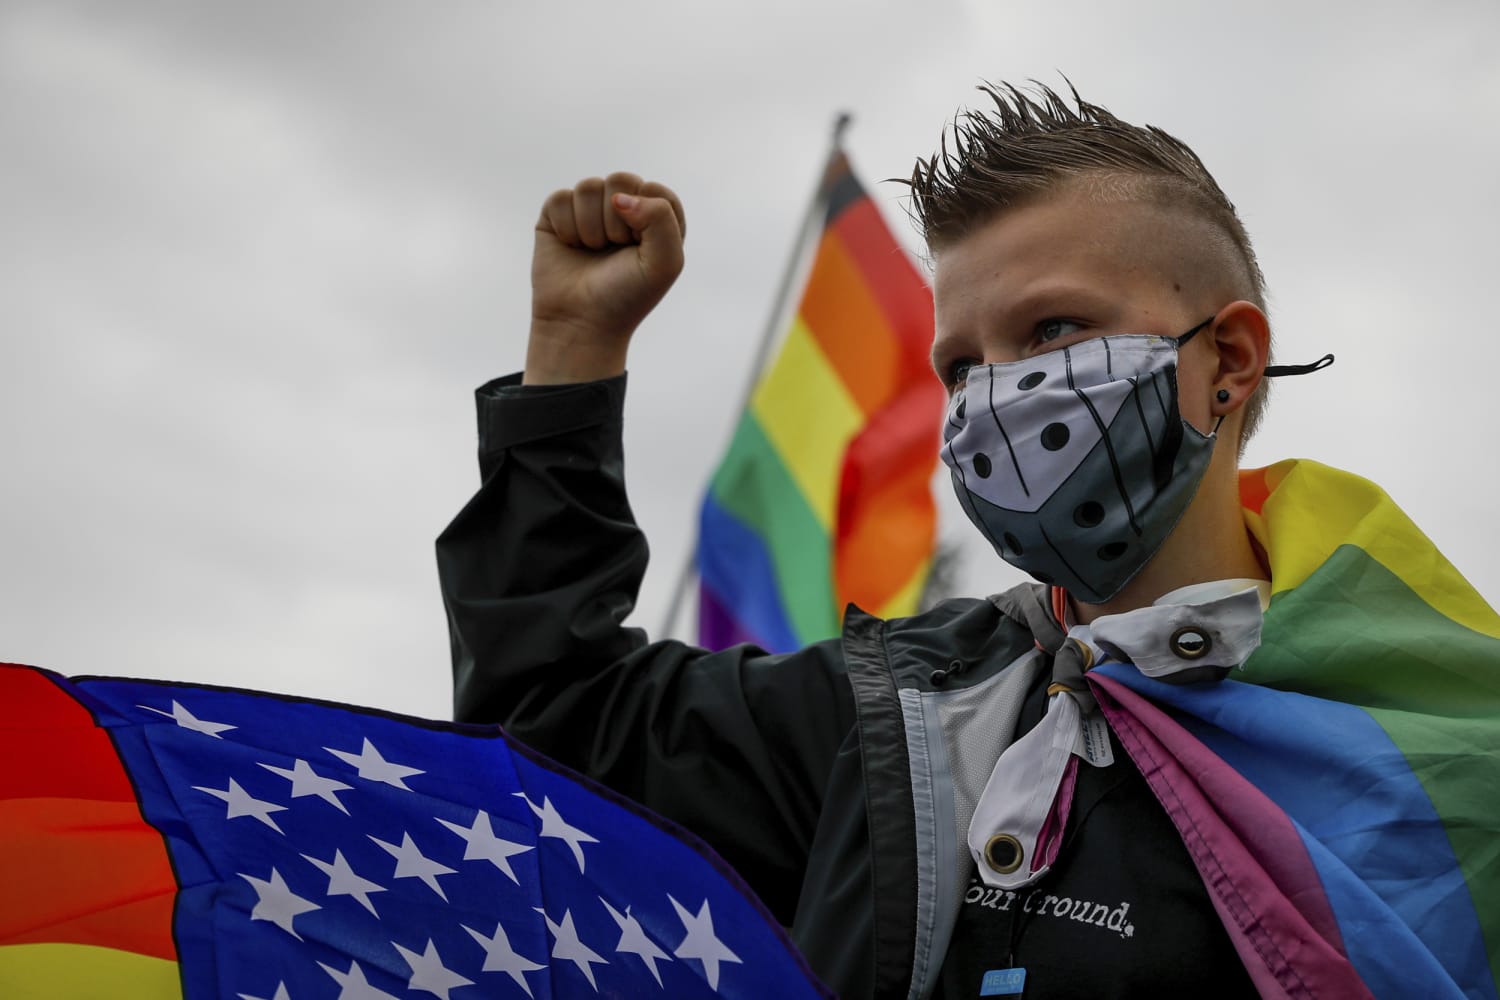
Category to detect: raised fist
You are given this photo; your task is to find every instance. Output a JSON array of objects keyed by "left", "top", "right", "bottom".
[{"left": 525, "top": 172, "right": 686, "bottom": 385}]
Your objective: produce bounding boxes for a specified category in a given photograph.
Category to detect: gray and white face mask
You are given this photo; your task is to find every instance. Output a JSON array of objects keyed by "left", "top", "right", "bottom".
[{"left": 940, "top": 322, "right": 1216, "bottom": 604}]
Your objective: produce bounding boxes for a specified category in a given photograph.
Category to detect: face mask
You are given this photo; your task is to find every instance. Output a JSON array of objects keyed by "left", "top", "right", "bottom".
[{"left": 940, "top": 320, "right": 1217, "bottom": 604}]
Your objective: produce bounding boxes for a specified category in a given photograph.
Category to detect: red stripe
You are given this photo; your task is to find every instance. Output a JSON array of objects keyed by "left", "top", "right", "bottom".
[{"left": 835, "top": 380, "right": 944, "bottom": 612}]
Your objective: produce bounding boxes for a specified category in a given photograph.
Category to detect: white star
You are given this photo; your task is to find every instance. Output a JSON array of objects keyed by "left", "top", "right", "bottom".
[
  {"left": 600, "top": 897, "right": 672, "bottom": 987},
  {"left": 369, "top": 832, "right": 457, "bottom": 900},
  {"left": 515, "top": 793, "right": 598, "bottom": 872},
  {"left": 393, "top": 939, "right": 474, "bottom": 999},
  {"left": 538, "top": 906, "right": 609, "bottom": 991},
  {"left": 318, "top": 960, "right": 401, "bottom": 1000},
  {"left": 194, "top": 778, "right": 287, "bottom": 833},
  {"left": 237, "top": 984, "right": 291, "bottom": 1000},
  {"left": 260, "top": 758, "right": 353, "bottom": 814},
  {"left": 326, "top": 738, "right": 424, "bottom": 790},
  {"left": 461, "top": 921, "right": 545, "bottom": 997},
  {"left": 240, "top": 867, "right": 320, "bottom": 940},
  {"left": 302, "top": 849, "right": 386, "bottom": 916},
  {"left": 669, "top": 896, "right": 741, "bottom": 991},
  {"left": 437, "top": 810, "right": 533, "bottom": 885},
  {"left": 139, "top": 700, "right": 236, "bottom": 738}
]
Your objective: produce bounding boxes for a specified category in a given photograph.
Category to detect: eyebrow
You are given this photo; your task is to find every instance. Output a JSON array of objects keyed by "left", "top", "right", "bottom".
[
  {"left": 1003, "top": 283, "right": 1117, "bottom": 324},
  {"left": 930, "top": 282, "right": 1119, "bottom": 374}
]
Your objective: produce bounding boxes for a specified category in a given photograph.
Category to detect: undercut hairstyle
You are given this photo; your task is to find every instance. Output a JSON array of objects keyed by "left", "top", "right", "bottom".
[{"left": 906, "top": 81, "right": 1273, "bottom": 442}]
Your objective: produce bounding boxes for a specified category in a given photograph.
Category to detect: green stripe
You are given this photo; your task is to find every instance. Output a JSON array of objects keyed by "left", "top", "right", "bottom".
[
  {"left": 1253, "top": 544, "right": 1500, "bottom": 987},
  {"left": 709, "top": 414, "right": 837, "bottom": 643},
  {"left": 1254, "top": 545, "right": 1500, "bottom": 712}
]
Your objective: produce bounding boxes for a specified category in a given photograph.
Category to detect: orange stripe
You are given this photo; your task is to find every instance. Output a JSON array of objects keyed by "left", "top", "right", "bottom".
[
  {"left": 836, "top": 477, "right": 937, "bottom": 611},
  {"left": 1238, "top": 466, "right": 1273, "bottom": 516},
  {"left": 1051, "top": 586, "right": 1071, "bottom": 628},
  {"left": 0, "top": 799, "right": 177, "bottom": 959},
  {"left": 798, "top": 231, "right": 900, "bottom": 415},
  {"left": 0, "top": 666, "right": 177, "bottom": 961},
  {"left": 830, "top": 196, "right": 935, "bottom": 365}
]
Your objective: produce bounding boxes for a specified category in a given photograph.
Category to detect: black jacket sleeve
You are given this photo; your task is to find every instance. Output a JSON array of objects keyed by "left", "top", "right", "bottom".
[{"left": 436, "top": 372, "right": 857, "bottom": 921}]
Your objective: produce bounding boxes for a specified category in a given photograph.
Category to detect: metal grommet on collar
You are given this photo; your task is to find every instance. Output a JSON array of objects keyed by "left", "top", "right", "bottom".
[
  {"left": 1169, "top": 626, "right": 1212, "bottom": 660},
  {"left": 984, "top": 833, "right": 1024, "bottom": 875},
  {"left": 929, "top": 669, "right": 948, "bottom": 687}
]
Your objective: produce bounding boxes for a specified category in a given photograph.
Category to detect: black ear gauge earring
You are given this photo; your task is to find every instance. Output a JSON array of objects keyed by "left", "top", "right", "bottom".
[{"left": 1211, "top": 389, "right": 1231, "bottom": 434}]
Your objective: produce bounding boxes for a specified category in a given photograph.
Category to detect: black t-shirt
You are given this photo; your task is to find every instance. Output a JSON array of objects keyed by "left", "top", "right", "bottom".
[{"left": 935, "top": 675, "right": 1260, "bottom": 999}]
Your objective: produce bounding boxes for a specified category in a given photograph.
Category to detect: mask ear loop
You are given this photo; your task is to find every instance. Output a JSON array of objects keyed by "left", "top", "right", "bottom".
[
  {"left": 1213, "top": 355, "right": 1335, "bottom": 434},
  {"left": 1177, "top": 313, "right": 1337, "bottom": 380},
  {"left": 1265, "top": 353, "right": 1335, "bottom": 378},
  {"left": 1173, "top": 316, "right": 1216, "bottom": 348},
  {"left": 1180, "top": 317, "right": 1335, "bottom": 434}
]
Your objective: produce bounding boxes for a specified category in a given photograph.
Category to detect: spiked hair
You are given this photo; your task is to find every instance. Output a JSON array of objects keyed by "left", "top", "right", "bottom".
[{"left": 907, "top": 82, "right": 1273, "bottom": 440}]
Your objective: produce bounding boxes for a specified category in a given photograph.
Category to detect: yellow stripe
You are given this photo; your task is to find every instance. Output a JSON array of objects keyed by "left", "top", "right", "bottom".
[
  {"left": 0, "top": 943, "right": 181, "bottom": 999},
  {"left": 749, "top": 317, "right": 865, "bottom": 529},
  {"left": 1246, "top": 459, "right": 1500, "bottom": 640},
  {"left": 873, "top": 558, "right": 931, "bottom": 621}
]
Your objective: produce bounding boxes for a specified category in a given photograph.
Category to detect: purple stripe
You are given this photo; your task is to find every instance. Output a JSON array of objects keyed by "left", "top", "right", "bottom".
[{"left": 698, "top": 580, "right": 769, "bottom": 651}]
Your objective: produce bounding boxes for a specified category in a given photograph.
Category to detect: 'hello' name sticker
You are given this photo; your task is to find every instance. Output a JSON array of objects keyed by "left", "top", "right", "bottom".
[{"left": 980, "top": 967, "right": 1027, "bottom": 995}]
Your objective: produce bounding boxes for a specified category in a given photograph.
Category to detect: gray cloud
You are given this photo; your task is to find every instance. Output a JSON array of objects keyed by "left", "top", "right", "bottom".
[{"left": 2, "top": 0, "right": 1495, "bottom": 717}]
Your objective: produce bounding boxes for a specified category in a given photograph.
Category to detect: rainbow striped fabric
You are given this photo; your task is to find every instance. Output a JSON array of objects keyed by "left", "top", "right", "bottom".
[
  {"left": 1088, "top": 459, "right": 1500, "bottom": 998},
  {"left": 0, "top": 667, "right": 833, "bottom": 999},
  {"left": 697, "top": 152, "right": 945, "bottom": 651}
]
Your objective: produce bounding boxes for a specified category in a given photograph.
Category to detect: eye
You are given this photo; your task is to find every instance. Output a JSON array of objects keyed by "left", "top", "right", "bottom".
[{"left": 1037, "top": 319, "right": 1086, "bottom": 343}]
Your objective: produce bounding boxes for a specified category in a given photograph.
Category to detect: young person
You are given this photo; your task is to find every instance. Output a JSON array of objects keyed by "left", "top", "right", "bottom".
[{"left": 438, "top": 84, "right": 1498, "bottom": 998}]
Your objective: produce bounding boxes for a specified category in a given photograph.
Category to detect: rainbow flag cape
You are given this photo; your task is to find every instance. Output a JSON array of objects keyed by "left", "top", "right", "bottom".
[
  {"left": 697, "top": 150, "right": 945, "bottom": 652},
  {"left": 1087, "top": 459, "right": 1500, "bottom": 998},
  {"left": 0, "top": 667, "right": 834, "bottom": 999}
]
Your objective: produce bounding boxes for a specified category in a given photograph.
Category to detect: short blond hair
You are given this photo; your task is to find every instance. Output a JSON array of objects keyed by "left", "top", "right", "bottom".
[{"left": 907, "top": 81, "right": 1273, "bottom": 440}]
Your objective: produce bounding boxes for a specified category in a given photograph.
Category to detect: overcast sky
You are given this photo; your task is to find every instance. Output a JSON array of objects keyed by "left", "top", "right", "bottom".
[{"left": 3, "top": 0, "right": 1497, "bottom": 720}]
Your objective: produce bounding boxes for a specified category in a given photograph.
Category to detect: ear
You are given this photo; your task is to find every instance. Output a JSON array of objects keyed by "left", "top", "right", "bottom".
[{"left": 1208, "top": 300, "right": 1271, "bottom": 416}]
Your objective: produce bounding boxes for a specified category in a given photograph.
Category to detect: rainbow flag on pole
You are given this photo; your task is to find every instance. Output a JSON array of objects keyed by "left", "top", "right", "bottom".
[
  {"left": 1088, "top": 459, "right": 1500, "bottom": 998},
  {"left": 697, "top": 151, "right": 945, "bottom": 651}
]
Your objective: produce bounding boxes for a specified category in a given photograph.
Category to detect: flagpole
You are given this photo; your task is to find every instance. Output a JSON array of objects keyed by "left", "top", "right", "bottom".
[{"left": 656, "top": 112, "right": 854, "bottom": 642}]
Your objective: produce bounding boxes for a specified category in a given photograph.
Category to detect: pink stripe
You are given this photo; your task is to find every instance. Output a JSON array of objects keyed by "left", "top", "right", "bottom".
[
  {"left": 1090, "top": 673, "right": 1370, "bottom": 1000},
  {"left": 1033, "top": 755, "right": 1078, "bottom": 873}
]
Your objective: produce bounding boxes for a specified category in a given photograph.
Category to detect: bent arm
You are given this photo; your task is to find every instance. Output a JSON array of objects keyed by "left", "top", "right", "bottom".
[{"left": 436, "top": 373, "right": 853, "bottom": 919}]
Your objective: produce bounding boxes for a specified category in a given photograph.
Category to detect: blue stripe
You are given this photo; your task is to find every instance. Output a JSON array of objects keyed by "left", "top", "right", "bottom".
[
  {"left": 697, "top": 492, "right": 801, "bottom": 653},
  {"left": 1098, "top": 666, "right": 1495, "bottom": 999}
]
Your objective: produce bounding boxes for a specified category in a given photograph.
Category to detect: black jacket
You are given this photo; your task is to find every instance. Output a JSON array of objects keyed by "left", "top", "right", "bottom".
[{"left": 436, "top": 373, "right": 1071, "bottom": 998}]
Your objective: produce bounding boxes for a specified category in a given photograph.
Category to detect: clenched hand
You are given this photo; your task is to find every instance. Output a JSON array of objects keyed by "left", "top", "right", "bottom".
[{"left": 525, "top": 172, "right": 686, "bottom": 385}]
